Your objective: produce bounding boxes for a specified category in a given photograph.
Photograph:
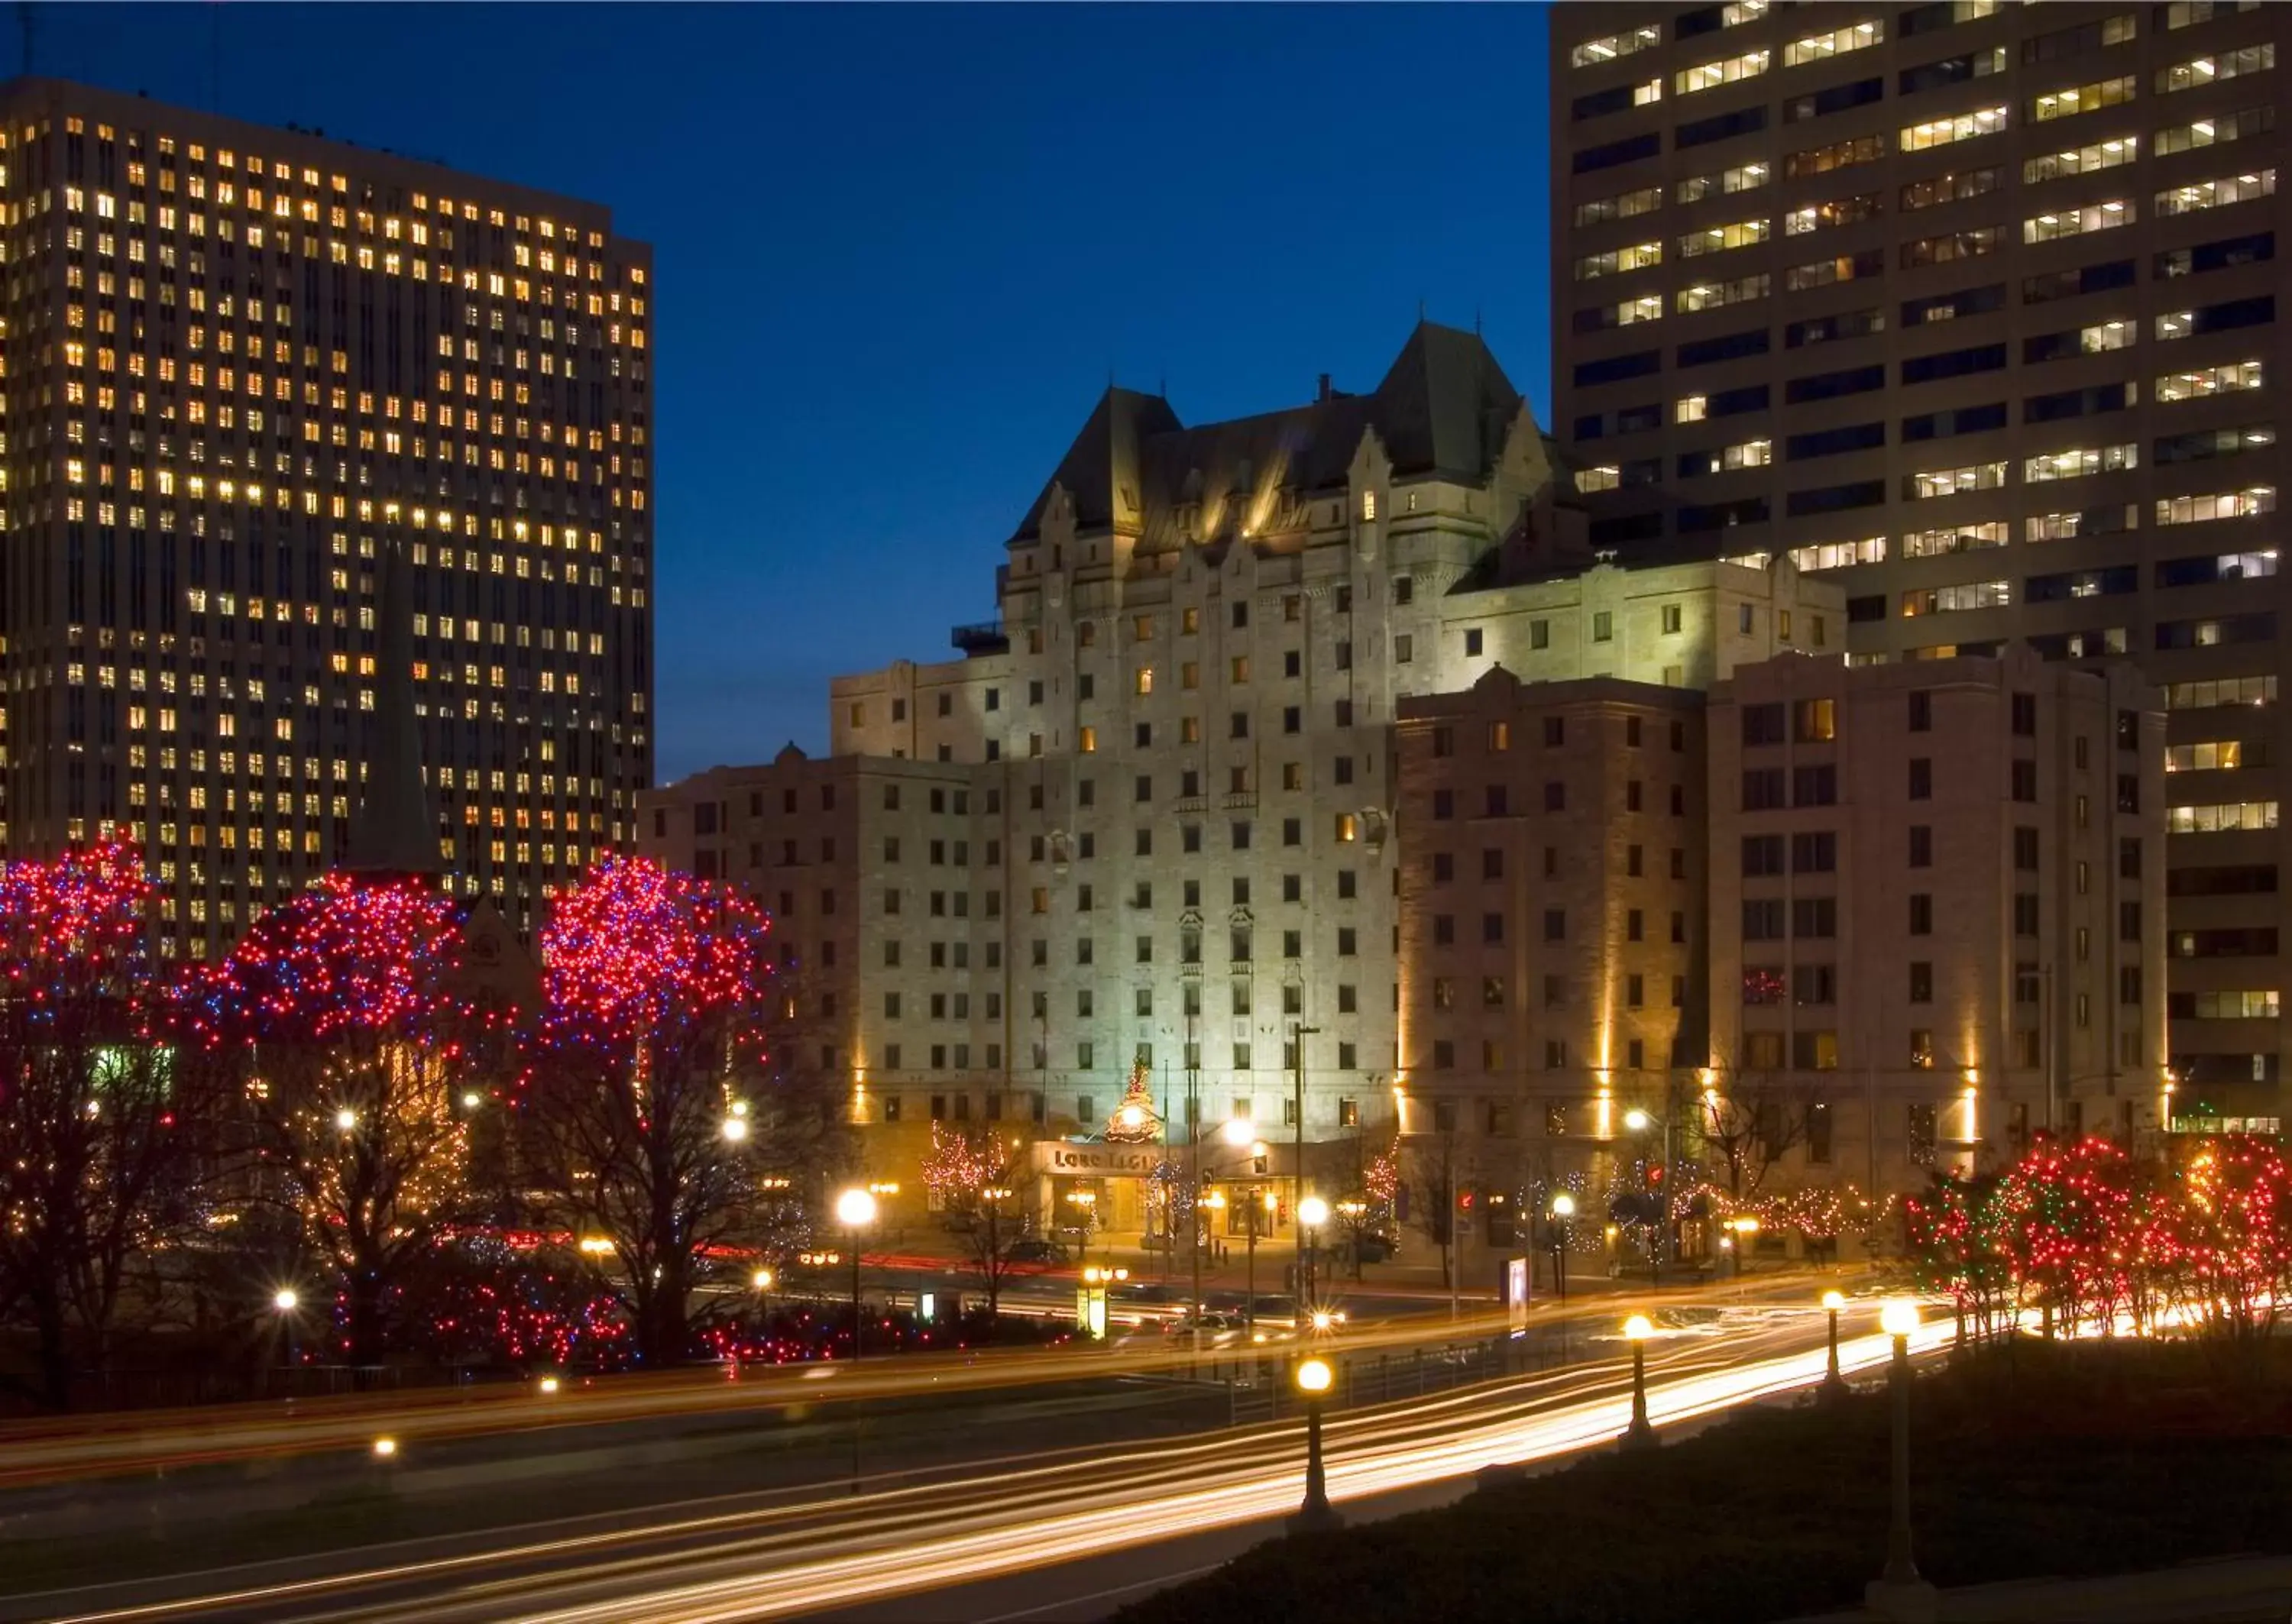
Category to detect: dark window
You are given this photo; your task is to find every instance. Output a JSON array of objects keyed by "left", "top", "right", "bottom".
[
  {"left": 2025, "top": 382, "right": 2134, "bottom": 423},
  {"left": 1785, "top": 77, "right": 1884, "bottom": 121},
  {"left": 1708, "top": 382, "right": 1772, "bottom": 418},
  {"left": 1902, "top": 343, "right": 2007, "bottom": 384},
  {"left": 1786, "top": 364, "right": 1887, "bottom": 404},
  {"left": 1786, "top": 480, "right": 1887, "bottom": 517},
  {"left": 1575, "top": 349, "right": 1662, "bottom": 387},
  {"left": 1786, "top": 306, "right": 1887, "bottom": 348},
  {"left": 1679, "top": 497, "right": 1770, "bottom": 532},
  {"left": 2022, "top": 259, "right": 2135, "bottom": 302},
  {"left": 1787, "top": 422, "right": 1887, "bottom": 460},
  {"left": 1902, "top": 403, "right": 2006, "bottom": 441},
  {"left": 1591, "top": 512, "right": 1666, "bottom": 546},
  {"left": 1576, "top": 132, "right": 1662, "bottom": 174},
  {"left": 1678, "top": 105, "right": 1769, "bottom": 149},
  {"left": 1677, "top": 328, "right": 1772, "bottom": 368},
  {"left": 2156, "top": 231, "right": 2273, "bottom": 279}
]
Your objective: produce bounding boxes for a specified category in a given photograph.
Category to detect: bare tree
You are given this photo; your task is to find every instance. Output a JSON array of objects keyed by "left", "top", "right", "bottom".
[
  {"left": 921, "top": 1124, "right": 1037, "bottom": 1319},
  {"left": 1697, "top": 1069, "right": 1827, "bottom": 1202},
  {"left": 1404, "top": 1130, "right": 1468, "bottom": 1288}
]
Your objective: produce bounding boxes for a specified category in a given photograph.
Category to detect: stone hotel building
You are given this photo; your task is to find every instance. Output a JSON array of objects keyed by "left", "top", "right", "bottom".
[{"left": 645, "top": 323, "right": 2167, "bottom": 1251}]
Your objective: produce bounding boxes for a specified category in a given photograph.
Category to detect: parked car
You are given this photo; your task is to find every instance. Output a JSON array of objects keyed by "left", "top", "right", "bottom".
[
  {"left": 1344, "top": 1232, "right": 1395, "bottom": 1265},
  {"left": 1006, "top": 1237, "right": 1063, "bottom": 1266}
]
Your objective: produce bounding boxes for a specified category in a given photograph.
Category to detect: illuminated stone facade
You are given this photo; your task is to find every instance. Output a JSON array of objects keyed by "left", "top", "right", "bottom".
[
  {"left": 644, "top": 325, "right": 1837, "bottom": 1237},
  {"left": 0, "top": 79, "right": 655, "bottom": 953}
]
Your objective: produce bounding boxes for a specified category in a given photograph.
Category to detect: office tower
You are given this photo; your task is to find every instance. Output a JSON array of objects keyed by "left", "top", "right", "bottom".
[
  {"left": 1552, "top": 1, "right": 2288, "bottom": 1125},
  {"left": 0, "top": 78, "right": 654, "bottom": 955}
]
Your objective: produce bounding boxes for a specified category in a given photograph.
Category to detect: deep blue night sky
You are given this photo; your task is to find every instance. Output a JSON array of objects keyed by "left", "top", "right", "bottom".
[{"left": 33, "top": 4, "right": 1553, "bottom": 781}]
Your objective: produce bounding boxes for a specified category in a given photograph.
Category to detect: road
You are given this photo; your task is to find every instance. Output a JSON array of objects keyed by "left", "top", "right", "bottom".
[
  {"left": 11, "top": 1305, "right": 1952, "bottom": 1624},
  {"left": 0, "top": 1279, "right": 1614, "bottom": 1493}
]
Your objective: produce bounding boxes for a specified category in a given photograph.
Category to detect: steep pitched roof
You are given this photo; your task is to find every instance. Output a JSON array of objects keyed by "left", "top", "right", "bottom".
[
  {"left": 343, "top": 539, "right": 448, "bottom": 878},
  {"left": 1009, "top": 322, "right": 1523, "bottom": 545}
]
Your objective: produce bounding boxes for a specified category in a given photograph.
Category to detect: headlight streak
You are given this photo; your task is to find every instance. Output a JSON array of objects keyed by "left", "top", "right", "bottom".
[{"left": 40, "top": 1315, "right": 1943, "bottom": 1624}]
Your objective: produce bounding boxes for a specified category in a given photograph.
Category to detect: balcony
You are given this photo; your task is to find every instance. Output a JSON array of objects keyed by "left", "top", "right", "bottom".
[{"left": 951, "top": 621, "right": 1009, "bottom": 656}]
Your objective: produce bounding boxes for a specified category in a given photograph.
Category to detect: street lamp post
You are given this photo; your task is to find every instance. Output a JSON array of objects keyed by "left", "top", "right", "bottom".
[
  {"left": 1866, "top": 1298, "right": 1937, "bottom": 1619},
  {"left": 1621, "top": 1106, "right": 1670, "bottom": 1286},
  {"left": 1620, "top": 1314, "right": 1659, "bottom": 1453},
  {"left": 834, "top": 1187, "right": 879, "bottom": 1499},
  {"left": 1297, "top": 1195, "right": 1329, "bottom": 1312},
  {"left": 834, "top": 1188, "right": 879, "bottom": 1362},
  {"left": 271, "top": 1288, "right": 300, "bottom": 1378},
  {"left": 1548, "top": 1192, "right": 1576, "bottom": 1304},
  {"left": 1287, "top": 1355, "right": 1342, "bottom": 1535},
  {"left": 1291, "top": 1022, "right": 1321, "bottom": 1258},
  {"left": 1820, "top": 1289, "right": 1849, "bottom": 1405}
]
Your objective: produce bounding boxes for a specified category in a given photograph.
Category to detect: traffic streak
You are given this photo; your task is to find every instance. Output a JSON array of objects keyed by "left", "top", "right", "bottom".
[{"left": 22, "top": 1305, "right": 1951, "bottom": 1624}]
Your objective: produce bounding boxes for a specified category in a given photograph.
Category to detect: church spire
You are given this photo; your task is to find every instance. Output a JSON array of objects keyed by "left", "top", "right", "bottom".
[{"left": 343, "top": 537, "right": 447, "bottom": 878}]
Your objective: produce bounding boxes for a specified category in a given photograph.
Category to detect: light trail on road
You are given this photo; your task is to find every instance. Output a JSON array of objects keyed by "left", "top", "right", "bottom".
[
  {"left": 23, "top": 1307, "right": 1951, "bottom": 1624},
  {"left": 0, "top": 1278, "right": 1848, "bottom": 1490}
]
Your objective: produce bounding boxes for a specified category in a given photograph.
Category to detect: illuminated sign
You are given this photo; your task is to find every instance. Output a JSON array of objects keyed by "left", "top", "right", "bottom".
[{"left": 1033, "top": 1144, "right": 1164, "bottom": 1177}]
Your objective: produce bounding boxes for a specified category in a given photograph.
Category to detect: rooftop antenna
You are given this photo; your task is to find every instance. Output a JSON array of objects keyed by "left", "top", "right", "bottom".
[
  {"left": 1418, "top": 297, "right": 1426, "bottom": 323},
  {"left": 1475, "top": 306, "right": 1483, "bottom": 337}
]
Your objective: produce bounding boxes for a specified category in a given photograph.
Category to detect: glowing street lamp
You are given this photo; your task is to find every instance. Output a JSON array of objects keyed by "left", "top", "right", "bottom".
[
  {"left": 1620, "top": 1314, "right": 1659, "bottom": 1453},
  {"left": 720, "top": 1114, "right": 750, "bottom": 1144},
  {"left": 1868, "top": 1298, "right": 1934, "bottom": 1615},
  {"left": 270, "top": 1286, "right": 301, "bottom": 1374},
  {"left": 334, "top": 1107, "right": 359, "bottom": 1134},
  {"left": 1287, "top": 1355, "right": 1342, "bottom": 1535},
  {"left": 1820, "top": 1289, "right": 1850, "bottom": 1402},
  {"left": 1298, "top": 1195, "right": 1329, "bottom": 1309},
  {"left": 835, "top": 1188, "right": 879, "bottom": 1363}
]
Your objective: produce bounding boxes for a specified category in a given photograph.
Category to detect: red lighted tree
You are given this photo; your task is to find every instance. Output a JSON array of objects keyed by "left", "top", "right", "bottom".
[
  {"left": 2168, "top": 1137, "right": 2292, "bottom": 1343},
  {"left": 191, "top": 874, "right": 501, "bottom": 1367},
  {"left": 0, "top": 843, "right": 210, "bottom": 1409},
  {"left": 521, "top": 857, "right": 827, "bottom": 1367}
]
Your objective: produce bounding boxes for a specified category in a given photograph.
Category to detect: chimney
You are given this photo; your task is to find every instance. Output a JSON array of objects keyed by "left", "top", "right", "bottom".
[{"left": 1316, "top": 373, "right": 1332, "bottom": 403}]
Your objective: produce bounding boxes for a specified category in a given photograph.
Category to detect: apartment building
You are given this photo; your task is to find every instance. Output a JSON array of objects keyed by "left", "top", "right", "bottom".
[
  {"left": 1392, "top": 670, "right": 1710, "bottom": 1197},
  {"left": 1550, "top": 1, "right": 2289, "bottom": 1121},
  {"left": 1393, "top": 644, "right": 2167, "bottom": 1277},
  {"left": 0, "top": 78, "right": 655, "bottom": 952},
  {"left": 1708, "top": 644, "right": 2170, "bottom": 1189}
]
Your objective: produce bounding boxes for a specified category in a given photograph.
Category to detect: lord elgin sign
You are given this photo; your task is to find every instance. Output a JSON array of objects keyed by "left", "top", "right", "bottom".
[{"left": 1033, "top": 1143, "right": 1164, "bottom": 1178}]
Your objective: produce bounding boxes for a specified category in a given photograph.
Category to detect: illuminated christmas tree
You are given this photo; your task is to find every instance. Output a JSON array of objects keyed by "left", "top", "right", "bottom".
[{"left": 1103, "top": 1054, "right": 1162, "bottom": 1144}]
